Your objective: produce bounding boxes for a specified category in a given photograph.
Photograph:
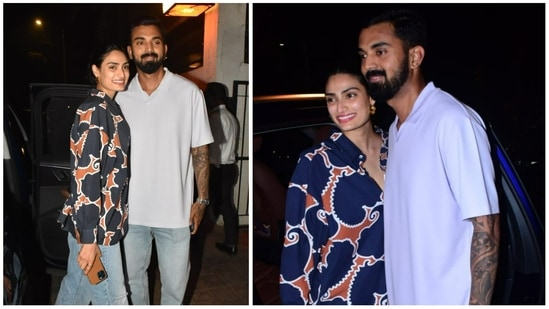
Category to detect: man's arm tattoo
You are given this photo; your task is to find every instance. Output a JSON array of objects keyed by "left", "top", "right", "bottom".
[
  {"left": 191, "top": 145, "right": 209, "bottom": 199},
  {"left": 470, "top": 214, "right": 500, "bottom": 305}
]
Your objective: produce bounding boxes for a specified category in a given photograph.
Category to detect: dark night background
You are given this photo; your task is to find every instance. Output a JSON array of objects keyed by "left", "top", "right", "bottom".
[
  {"left": 4, "top": 3, "right": 154, "bottom": 88},
  {"left": 3, "top": 3, "right": 204, "bottom": 111},
  {"left": 253, "top": 3, "right": 545, "bottom": 219}
]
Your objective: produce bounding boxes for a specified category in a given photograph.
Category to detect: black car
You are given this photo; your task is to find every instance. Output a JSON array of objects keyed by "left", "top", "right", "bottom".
[
  {"left": 4, "top": 101, "right": 31, "bottom": 304},
  {"left": 4, "top": 84, "right": 92, "bottom": 303},
  {"left": 27, "top": 84, "right": 92, "bottom": 270},
  {"left": 252, "top": 94, "right": 544, "bottom": 305}
]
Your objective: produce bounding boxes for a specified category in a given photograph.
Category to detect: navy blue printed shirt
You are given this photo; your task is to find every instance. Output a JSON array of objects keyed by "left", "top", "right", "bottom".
[
  {"left": 57, "top": 89, "right": 130, "bottom": 246},
  {"left": 280, "top": 127, "right": 388, "bottom": 305}
]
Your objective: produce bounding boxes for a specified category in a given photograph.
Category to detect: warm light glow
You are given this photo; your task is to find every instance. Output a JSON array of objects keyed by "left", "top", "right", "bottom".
[
  {"left": 254, "top": 94, "right": 326, "bottom": 103},
  {"left": 34, "top": 19, "right": 43, "bottom": 27},
  {"left": 164, "top": 3, "right": 214, "bottom": 17},
  {"left": 188, "top": 61, "right": 202, "bottom": 69}
]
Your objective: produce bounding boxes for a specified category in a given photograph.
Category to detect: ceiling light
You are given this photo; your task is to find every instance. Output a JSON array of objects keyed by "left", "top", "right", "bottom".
[{"left": 163, "top": 3, "right": 214, "bottom": 17}]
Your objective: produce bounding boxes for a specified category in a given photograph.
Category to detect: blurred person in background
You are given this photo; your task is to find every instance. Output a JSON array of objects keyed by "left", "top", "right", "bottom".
[{"left": 204, "top": 82, "right": 240, "bottom": 256}]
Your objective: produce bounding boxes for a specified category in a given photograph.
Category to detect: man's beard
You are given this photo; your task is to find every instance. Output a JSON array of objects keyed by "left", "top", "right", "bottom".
[
  {"left": 135, "top": 53, "right": 163, "bottom": 74},
  {"left": 364, "top": 55, "right": 409, "bottom": 102}
]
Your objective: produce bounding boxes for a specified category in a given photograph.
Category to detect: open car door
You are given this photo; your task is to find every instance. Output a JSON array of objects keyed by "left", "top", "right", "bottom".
[
  {"left": 488, "top": 123, "right": 545, "bottom": 305},
  {"left": 29, "top": 83, "right": 92, "bottom": 271}
]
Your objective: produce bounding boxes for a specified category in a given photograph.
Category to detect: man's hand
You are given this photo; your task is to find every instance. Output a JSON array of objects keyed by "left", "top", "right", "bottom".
[{"left": 189, "top": 202, "right": 207, "bottom": 235}]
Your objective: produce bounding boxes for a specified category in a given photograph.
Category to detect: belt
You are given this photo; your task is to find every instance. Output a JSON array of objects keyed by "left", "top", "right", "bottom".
[{"left": 211, "top": 163, "right": 236, "bottom": 167}]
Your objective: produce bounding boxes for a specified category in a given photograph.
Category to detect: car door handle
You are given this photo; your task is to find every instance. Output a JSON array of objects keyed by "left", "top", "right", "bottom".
[{"left": 52, "top": 169, "right": 71, "bottom": 182}]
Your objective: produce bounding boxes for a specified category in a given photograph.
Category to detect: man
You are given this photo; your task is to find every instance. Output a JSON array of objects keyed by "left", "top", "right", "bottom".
[
  {"left": 358, "top": 8, "right": 500, "bottom": 305},
  {"left": 117, "top": 15, "right": 213, "bottom": 305},
  {"left": 204, "top": 82, "right": 240, "bottom": 255}
]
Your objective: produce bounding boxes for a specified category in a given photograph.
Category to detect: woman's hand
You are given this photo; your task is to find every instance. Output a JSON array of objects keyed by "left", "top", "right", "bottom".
[{"left": 78, "top": 243, "right": 100, "bottom": 275}]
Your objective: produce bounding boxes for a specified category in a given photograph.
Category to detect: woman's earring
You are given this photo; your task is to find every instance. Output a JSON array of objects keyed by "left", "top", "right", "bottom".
[{"left": 370, "top": 105, "right": 376, "bottom": 115}]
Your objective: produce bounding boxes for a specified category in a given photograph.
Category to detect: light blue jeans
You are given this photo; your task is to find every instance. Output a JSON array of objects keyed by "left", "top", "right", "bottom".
[
  {"left": 55, "top": 234, "right": 128, "bottom": 305},
  {"left": 122, "top": 224, "right": 191, "bottom": 305}
]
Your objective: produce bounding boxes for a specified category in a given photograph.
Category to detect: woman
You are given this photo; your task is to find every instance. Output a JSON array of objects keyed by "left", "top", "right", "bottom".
[
  {"left": 55, "top": 43, "right": 130, "bottom": 305},
  {"left": 279, "top": 68, "right": 388, "bottom": 305}
]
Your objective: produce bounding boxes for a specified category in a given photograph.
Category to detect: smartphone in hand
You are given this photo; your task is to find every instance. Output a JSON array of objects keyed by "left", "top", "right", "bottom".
[{"left": 87, "top": 252, "right": 108, "bottom": 285}]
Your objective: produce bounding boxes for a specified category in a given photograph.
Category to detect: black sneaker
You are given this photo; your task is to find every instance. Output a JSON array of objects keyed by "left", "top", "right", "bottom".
[{"left": 215, "top": 242, "right": 237, "bottom": 256}]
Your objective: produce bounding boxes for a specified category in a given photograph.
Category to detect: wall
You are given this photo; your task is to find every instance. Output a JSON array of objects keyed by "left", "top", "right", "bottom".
[
  {"left": 184, "top": 4, "right": 248, "bottom": 93},
  {"left": 184, "top": 3, "right": 250, "bottom": 226}
]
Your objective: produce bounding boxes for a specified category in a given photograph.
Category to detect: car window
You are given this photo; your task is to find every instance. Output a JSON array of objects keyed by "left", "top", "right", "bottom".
[
  {"left": 39, "top": 97, "right": 80, "bottom": 166},
  {"left": 254, "top": 124, "right": 336, "bottom": 188}
]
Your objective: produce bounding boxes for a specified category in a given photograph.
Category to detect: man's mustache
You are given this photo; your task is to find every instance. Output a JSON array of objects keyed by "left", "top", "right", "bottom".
[
  {"left": 365, "top": 70, "right": 386, "bottom": 79},
  {"left": 141, "top": 52, "right": 159, "bottom": 59}
]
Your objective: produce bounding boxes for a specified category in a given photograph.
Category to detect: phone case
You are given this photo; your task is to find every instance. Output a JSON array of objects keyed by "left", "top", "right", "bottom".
[{"left": 87, "top": 252, "right": 108, "bottom": 285}]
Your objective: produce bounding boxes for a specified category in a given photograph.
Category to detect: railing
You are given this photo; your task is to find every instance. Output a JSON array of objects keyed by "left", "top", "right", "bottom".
[{"left": 230, "top": 80, "right": 249, "bottom": 226}]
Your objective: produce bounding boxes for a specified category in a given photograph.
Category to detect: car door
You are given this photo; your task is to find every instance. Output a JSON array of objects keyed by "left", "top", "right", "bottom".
[
  {"left": 29, "top": 83, "right": 91, "bottom": 270},
  {"left": 488, "top": 123, "right": 545, "bottom": 305}
]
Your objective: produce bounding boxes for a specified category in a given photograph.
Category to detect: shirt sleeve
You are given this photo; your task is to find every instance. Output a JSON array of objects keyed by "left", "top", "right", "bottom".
[
  {"left": 279, "top": 154, "right": 327, "bottom": 304},
  {"left": 191, "top": 89, "right": 214, "bottom": 148},
  {"left": 208, "top": 111, "right": 224, "bottom": 165},
  {"left": 439, "top": 107, "right": 499, "bottom": 220},
  {"left": 71, "top": 103, "right": 105, "bottom": 244}
]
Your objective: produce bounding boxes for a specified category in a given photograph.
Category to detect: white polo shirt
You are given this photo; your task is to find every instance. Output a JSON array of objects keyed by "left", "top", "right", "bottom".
[
  {"left": 384, "top": 82, "right": 499, "bottom": 304},
  {"left": 117, "top": 68, "right": 213, "bottom": 228}
]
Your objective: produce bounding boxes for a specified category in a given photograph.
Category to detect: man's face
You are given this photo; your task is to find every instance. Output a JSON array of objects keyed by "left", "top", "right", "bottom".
[
  {"left": 358, "top": 22, "right": 410, "bottom": 102},
  {"left": 364, "top": 53, "right": 409, "bottom": 103},
  {"left": 128, "top": 25, "right": 167, "bottom": 74}
]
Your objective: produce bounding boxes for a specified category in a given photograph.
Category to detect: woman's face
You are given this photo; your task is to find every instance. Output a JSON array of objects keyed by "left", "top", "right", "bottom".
[
  {"left": 325, "top": 73, "right": 373, "bottom": 134},
  {"left": 92, "top": 50, "right": 130, "bottom": 98}
]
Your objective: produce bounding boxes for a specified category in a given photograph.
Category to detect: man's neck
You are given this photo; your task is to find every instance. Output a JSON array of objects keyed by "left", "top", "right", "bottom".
[
  {"left": 137, "top": 67, "right": 165, "bottom": 95},
  {"left": 388, "top": 76, "right": 426, "bottom": 129}
]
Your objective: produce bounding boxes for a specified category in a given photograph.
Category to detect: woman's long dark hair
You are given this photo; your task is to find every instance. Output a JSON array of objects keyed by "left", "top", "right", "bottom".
[{"left": 87, "top": 43, "right": 128, "bottom": 85}]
